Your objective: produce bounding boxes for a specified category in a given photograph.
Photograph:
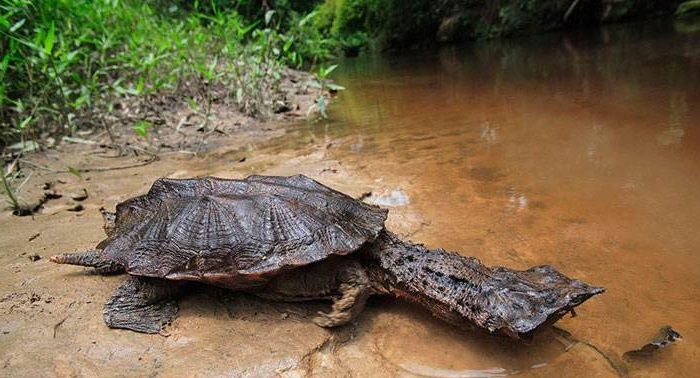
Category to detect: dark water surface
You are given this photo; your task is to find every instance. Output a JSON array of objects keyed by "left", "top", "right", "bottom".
[{"left": 288, "top": 20, "right": 699, "bottom": 376}]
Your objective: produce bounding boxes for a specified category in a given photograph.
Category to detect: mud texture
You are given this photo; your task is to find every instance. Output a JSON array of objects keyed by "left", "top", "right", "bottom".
[{"left": 0, "top": 133, "right": 618, "bottom": 377}]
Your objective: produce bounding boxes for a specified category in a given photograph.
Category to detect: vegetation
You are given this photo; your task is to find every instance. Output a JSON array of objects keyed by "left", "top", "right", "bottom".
[
  {"left": 0, "top": 0, "right": 333, "bottom": 150},
  {"left": 676, "top": 1, "right": 700, "bottom": 17},
  {"left": 1, "top": 0, "right": 686, "bottom": 151},
  {"left": 309, "top": 0, "right": 684, "bottom": 50}
]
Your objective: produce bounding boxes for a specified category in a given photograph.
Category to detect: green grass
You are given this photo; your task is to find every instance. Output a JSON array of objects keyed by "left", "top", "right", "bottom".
[{"left": 0, "top": 0, "right": 336, "bottom": 150}]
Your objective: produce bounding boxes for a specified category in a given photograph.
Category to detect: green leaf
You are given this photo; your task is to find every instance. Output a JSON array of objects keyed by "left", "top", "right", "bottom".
[
  {"left": 9, "top": 18, "right": 26, "bottom": 32},
  {"left": 136, "top": 76, "right": 145, "bottom": 94},
  {"left": 132, "top": 120, "right": 152, "bottom": 139},
  {"left": 237, "top": 21, "right": 259, "bottom": 38},
  {"left": 299, "top": 11, "right": 318, "bottom": 27},
  {"left": 187, "top": 97, "right": 199, "bottom": 111},
  {"left": 283, "top": 38, "right": 293, "bottom": 52},
  {"left": 326, "top": 83, "right": 346, "bottom": 91},
  {"left": 44, "top": 22, "right": 56, "bottom": 56},
  {"left": 322, "top": 64, "right": 338, "bottom": 78},
  {"left": 0, "top": 54, "right": 10, "bottom": 81},
  {"left": 18, "top": 116, "right": 33, "bottom": 130},
  {"left": 264, "top": 10, "right": 275, "bottom": 26}
]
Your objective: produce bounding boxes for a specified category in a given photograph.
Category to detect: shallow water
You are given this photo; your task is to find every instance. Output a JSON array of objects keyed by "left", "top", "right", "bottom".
[{"left": 283, "top": 20, "right": 700, "bottom": 376}]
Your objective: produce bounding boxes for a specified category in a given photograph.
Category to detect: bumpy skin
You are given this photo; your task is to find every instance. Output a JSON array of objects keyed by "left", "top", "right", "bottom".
[
  {"left": 103, "top": 276, "right": 182, "bottom": 333},
  {"left": 362, "top": 231, "right": 604, "bottom": 339},
  {"left": 51, "top": 174, "right": 603, "bottom": 338},
  {"left": 261, "top": 257, "right": 370, "bottom": 327}
]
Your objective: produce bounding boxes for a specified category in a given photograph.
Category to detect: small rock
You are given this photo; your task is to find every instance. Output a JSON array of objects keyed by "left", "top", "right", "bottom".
[
  {"left": 70, "top": 188, "right": 89, "bottom": 201},
  {"left": 43, "top": 190, "right": 62, "bottom": 200},
  {"left": 67, "top": 204, "right": 84, "bottom": 212},
  {"left": 28, "top": 254, "right": 42, "bottom": 262}
]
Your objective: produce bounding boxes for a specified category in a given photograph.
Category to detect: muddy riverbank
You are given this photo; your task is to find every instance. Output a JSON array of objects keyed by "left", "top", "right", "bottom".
[{"left": 0, "top": 130, "right": 620, "bottom": 377}]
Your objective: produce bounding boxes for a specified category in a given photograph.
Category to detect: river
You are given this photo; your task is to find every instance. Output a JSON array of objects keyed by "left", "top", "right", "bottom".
[{"left": 285, "top": 19, "right": 699, "bottom": 376}]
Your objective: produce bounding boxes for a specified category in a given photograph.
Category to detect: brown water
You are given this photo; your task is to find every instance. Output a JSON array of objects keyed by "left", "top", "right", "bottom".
[{"left": 282, "top": 20, "right": 700, "bottom": 376}]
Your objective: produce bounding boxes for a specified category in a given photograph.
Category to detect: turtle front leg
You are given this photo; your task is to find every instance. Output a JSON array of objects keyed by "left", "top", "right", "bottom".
[
  {"left": 313, "top": 261, "right": 371, "bottom": 327},
  {"left": 104, "top": 276, "right": 183, "bottom": 334},
  {"left": 261, "top": 258, "right": 371, "bottom": 328},
  {"left": 50, "top": 250, "right": 124, "bottom": 274}
]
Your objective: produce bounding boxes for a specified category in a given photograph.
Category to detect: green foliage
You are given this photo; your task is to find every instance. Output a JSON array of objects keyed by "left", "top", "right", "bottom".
[
  {"left": 1, "top": 168, "right": 20, "bottom": 212},
  {"left": 309, "top": 64, "right": 345, "bottom": 119},
  {"left": 0, "top": 0, "right": 337, "bottom": 149},
  {"left": 676, "top": 1, "right": 700, "bottom": 17},
  {"left": 313, "top": 0, "right": 435, "bottom": 50},
  {"left": 132, "top": 120, "right": 152, "bottom": 140},
  {"left": 307, "top": 0, "right": 684, "bottom": 52},
  {"left": 282, "top": 10, "right": 339, "bottom": 65}
]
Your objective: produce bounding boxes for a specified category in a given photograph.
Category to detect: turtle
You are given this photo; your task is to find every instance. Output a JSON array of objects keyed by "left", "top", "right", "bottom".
[{"left": 51, "top": 174, "right": 603, "bottom": 339}]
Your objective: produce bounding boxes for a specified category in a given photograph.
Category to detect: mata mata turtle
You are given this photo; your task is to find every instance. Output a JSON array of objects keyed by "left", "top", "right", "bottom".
[{"left": 51, "top": 174, "right": 603, "bottom": 339}]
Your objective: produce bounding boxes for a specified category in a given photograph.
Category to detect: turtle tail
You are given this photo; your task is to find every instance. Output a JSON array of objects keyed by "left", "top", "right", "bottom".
[{"left": 50, "top": 250, "right": 125, "bottom": 275}]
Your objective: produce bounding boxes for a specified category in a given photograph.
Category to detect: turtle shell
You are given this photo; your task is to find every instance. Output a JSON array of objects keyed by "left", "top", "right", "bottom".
[{"left": 98, "top": 175, "right": 387, "bottom": 288}]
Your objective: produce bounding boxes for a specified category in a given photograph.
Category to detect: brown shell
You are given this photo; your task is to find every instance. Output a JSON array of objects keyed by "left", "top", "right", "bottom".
[{"left": 98, "top": 175, "right": 387, "bottom": 288}]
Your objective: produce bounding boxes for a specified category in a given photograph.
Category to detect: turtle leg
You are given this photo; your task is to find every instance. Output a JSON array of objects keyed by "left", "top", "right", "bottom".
[
  {"left": 262, "top": 258, "right": 370, "bottom": 327},
  {"left": 103, "top": 276, "right": 183, "bottom": 334},
  {"left": 313, "top": 267, "right": 370, "bottom": 327},
  {"left": 50, "top": 250, "right": 124, "bottom": 274}
]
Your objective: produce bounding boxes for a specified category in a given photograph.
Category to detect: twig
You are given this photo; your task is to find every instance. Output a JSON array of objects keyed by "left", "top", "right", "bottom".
[
  {"left": 53, "top": 316, "right": 68, "bottom": 339},
  {"left": 125, "top": 144, "right": 159, "bottom": 158},
  {"left": 100, "top": 116, "right": 117, "bottom": 146},
  {"left": 17, "top": 159, "right": 63, "bottom": 173},
  {"left": 15, "top": 171, "right": 33, "bottom": 193},
  {"left": 81, "top": 154, "right": 158, "bottom": 172},
  {"left": 19, "top": 154, "right": 157, "bottom": 174}
]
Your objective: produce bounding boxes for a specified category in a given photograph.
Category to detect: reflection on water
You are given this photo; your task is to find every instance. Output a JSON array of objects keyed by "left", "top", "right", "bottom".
[{"left": 283, "top": 19, "right": 698, "bottom": 376}]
